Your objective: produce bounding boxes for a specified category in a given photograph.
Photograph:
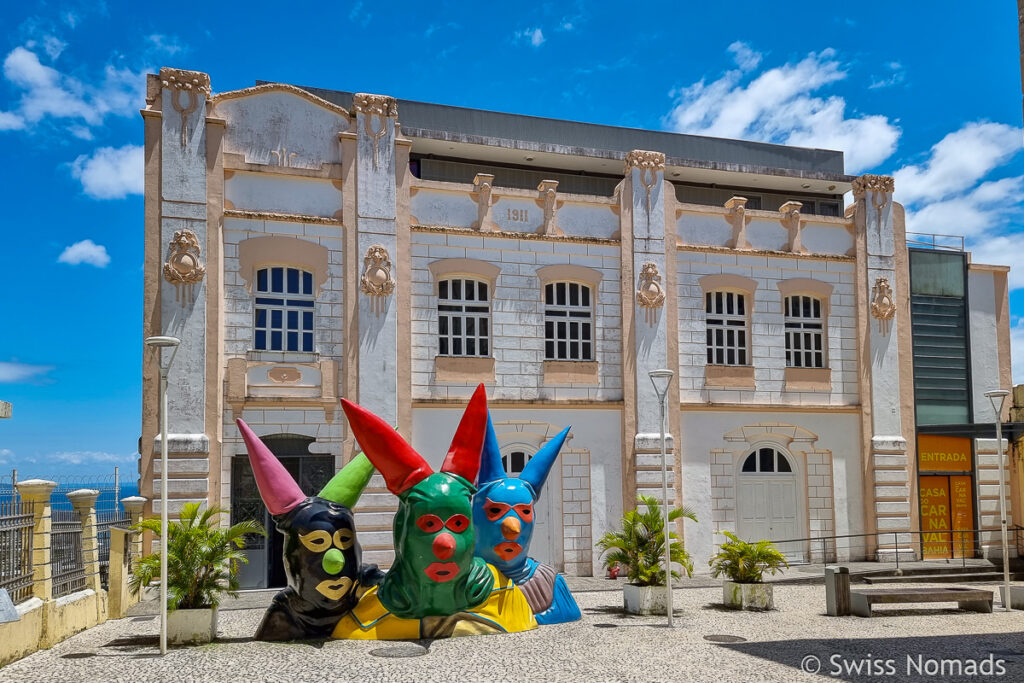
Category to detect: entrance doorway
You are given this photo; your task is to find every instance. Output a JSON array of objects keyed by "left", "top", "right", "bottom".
[
  {"left": 737, "top": 447, "right": 804, "bottom": 561},
  {"left": 917, "top": 435, "right": 976, "bottom": 559},
  {"left": 231, "top": 434, "right": 333, "bottom": 588}
]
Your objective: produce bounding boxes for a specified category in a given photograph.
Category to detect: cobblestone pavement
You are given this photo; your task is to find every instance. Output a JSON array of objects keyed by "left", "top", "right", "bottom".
[{"left": 3, "top": 582, "right": 1024, "bottom": 682}]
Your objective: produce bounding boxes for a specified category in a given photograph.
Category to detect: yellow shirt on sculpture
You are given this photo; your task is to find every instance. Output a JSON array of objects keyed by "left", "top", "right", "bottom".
[{"left": 332, "top": 564, "right": 537, "bottom": 639}]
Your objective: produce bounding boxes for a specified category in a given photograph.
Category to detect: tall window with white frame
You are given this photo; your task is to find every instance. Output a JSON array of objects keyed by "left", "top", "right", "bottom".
[
  {"left": 705, "top": 290, "right": 748, "bottom": 365},
  {"left": 254, "top": 266, "right": 315, "bottom": 352},
  {"left": 544, "top": 281, "right": 593, "bottom": 361},
  {"left": 783, "top": 295, "right": 824, "bottom": 368},
  {"left": 438, "top": 277, "right": 490, "bottom": 357}
]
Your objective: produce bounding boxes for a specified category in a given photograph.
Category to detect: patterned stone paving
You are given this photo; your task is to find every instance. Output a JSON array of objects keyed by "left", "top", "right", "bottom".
[{"left": 2, "top": 583, "right": 1023, "bottom": 682}]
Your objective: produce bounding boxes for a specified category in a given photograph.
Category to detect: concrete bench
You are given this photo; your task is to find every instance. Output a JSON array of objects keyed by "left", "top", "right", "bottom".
[{"left": 850, "top": 587, "right": 993, "bottom": 618}]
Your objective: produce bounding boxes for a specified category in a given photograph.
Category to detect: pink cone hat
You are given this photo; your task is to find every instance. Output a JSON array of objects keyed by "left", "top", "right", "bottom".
[{"left": 236, "top": 418, "right": 306, "bottom": 515}]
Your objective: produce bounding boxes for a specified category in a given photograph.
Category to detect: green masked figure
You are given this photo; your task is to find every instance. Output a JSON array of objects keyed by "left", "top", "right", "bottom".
[{"left": 332, "top": 384, "right": 537, "bottom": 639}]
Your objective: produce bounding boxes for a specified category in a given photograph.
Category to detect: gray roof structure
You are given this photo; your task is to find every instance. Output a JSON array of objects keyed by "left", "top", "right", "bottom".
[{"left": 276, "top": 82, "right": 852, "bottom": 184}]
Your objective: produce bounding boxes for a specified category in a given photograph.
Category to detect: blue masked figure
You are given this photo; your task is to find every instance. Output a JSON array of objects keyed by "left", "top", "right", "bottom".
[{"left": 472, "top": 414, "right": 581, "bottom": 624}]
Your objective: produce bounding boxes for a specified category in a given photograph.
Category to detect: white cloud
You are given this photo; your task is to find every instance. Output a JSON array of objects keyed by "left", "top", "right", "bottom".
[
  {"left": 664, "top": 46, "right": 900, "bottom": 173},
  {"left": 69, "top": 144, "right": 143, "bottom": 199},
  {"left": 48, "top": 451, "right": 136, "bottom": 465},
  {"left": 145, "top": 34, "right": 184, "bottom": 56},
  {"left": 0, "top": 361, "right": 54, "bottom": 383},
  {"left": 964, "top": 233, "right": 1024, "bottom": 288},
  {"left": 57, "top": 239, "right": 110, "bottom": 267},
  {"left": 0, "top": 45, "right": 145, "bottom": 134},
  {"left": 0, "top": 448, "right": 10, "bottom": 464},
  {"left": 515, "top": 27, "right": 545, "bottom": 47},
  {"left": 893, "top": 122, "right": 1022, "bottom": 205},
  {"left": 727, "top": 41, "right": 761, "bottom": 71},
  {"left": 869, "top": 61, "right": 905, "bottom": 89}
]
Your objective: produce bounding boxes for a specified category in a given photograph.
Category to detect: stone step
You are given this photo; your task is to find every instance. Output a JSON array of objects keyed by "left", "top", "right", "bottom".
[
  {"left": 353, "top": 511, "right": 396, "bottom": 528},
  {"left": 357, "top": 492, "right": 397, "bottom": 508},
  {"left": 363, "top": 548, "right": 394, "bottom": 569},
  {"left": 359, "top": 530, "right": 394, "bottom": 547}
]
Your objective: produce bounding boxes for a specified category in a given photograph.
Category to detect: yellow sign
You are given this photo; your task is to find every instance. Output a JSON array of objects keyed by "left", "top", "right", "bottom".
[
  {"left": 950, "top": 475, "right": 974, "bottom": 558},
  {"left": 920, "top": 475, "right": 951, "bottom": 558},
  {"left": 918, "top": 435, "right": 972, "bottom": 473}
]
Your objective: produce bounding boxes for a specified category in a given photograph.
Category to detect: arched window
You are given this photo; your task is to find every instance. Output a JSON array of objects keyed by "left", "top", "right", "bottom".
[
  {"left": 438, "top": 277, "right": 490, "bottom": 357},
  {"left": 544, "top": 282, "right": 593, "bottom": 361},
  {"left": 502, "top": 450, "right": 531, "bottom": 475},
  {"left": 784, "top": 295, "right": 824, "bottom": 368},
  {"left": 254, "top": 266, "right": 315, "bottom": 352},
  {"left": 705, "top": 290, "right": 749, "bottom": 366},
  {"left": 740, "top": 447, "right": 793, "bottom": 474}
]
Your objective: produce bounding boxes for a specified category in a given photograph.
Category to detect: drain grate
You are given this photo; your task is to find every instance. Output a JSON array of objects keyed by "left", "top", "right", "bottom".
[
  {"left": 131, "top": 616, "right": 156, "bottom": 622},
  {"left": 370, "top": 644, "right": 429, "bottom": 658},
  {"left": 593, "top": 623, "right": 618, "bottom": 628},
  {"left": 704, "top": 634, "right": 747, "bottom": 644},
  {"left": 62, "top": 652, "right": 97, "bottom": 659}
]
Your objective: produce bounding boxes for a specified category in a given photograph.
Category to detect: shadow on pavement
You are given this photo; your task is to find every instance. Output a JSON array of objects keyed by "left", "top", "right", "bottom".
[{"left": 720, "top": 632, "right": 1024, "bottom": 682}]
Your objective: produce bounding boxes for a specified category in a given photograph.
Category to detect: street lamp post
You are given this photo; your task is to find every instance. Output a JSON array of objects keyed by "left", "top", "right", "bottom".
[
  {"left": 649, "top": 369, "right": 674, "bottom": 628},
  {"left": 985, "top": 389, "right": 1011, "bottom": 612},
  {"left": 145, "top": 335, "right": 180, "bottom": 654}
]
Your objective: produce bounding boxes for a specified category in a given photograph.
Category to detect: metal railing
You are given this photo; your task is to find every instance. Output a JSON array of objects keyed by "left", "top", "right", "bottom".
[
  {"left": 51, "top": 510, "right": 87, "bottom": 598},
  {"left": 906, "top": 232, "right": 965, "bottom": 252},
  {"left": 0, "top": 499, "right": 34, "bottom": 604},
  {"left": 765, "top": 526, "right": 1024, "bottom": 572}
]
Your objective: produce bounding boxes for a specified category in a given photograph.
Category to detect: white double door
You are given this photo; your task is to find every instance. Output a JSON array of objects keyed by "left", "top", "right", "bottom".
[{"left": 737, "top": 475, "right": 804, "bottom": 561}]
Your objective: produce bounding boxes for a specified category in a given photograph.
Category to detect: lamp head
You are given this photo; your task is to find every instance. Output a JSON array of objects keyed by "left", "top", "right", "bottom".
[
  {"left": 985, "top": 389, "right": 1010, "bottom": 416},
  {"left": 144, "top": 336, "right": 181, "bottom": 348},
  {"left": 648, "top": 369, "right": 673, "bottom": 400}
]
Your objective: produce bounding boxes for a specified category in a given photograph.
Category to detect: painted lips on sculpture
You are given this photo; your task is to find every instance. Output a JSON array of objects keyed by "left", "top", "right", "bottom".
[
  {"left": 315, "top": 577, "right": 354, "bottom": 600},
  {"left": 494, "top": 542, "right": 523, "bottom": 560},
  {"left": 424, "top": 562, "right": 460, "bottom": 582}
]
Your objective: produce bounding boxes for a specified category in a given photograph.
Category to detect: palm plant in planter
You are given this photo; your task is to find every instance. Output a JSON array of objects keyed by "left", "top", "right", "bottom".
[
  {"left": 130, "top": 503, "right": 264, "bottom": 645},
  {"left": 596, "top": 494, "right": 697, "bottom": 615},
  {"left": 708, "top": 531, "right": 789, "bottom": 611}
]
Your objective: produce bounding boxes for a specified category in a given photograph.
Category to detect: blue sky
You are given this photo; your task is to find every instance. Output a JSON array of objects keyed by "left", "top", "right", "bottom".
[{"left": 0, "top": 1, "right": 1021, "bottom": 476}]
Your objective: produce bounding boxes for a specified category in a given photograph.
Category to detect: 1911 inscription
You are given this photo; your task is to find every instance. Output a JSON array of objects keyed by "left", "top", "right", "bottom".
[{"left": 506, "top": 208, "right": 529, "bottom": 222}]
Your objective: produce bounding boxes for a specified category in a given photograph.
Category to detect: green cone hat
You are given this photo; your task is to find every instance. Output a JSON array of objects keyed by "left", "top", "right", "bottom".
[{"left": 317, "top": 452, "right": 375, "bottom": 509}]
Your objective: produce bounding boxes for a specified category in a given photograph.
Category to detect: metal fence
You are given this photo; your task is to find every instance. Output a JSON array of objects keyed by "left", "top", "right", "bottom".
[
  {"left": 1, "top": 467, "right": 132, "bottom": 589},
  {"left": 0, "top": 499, "right": 34, "bottom": 604},
  {"left": 51, "top": 509, "right": 87, "bottom": 598}
]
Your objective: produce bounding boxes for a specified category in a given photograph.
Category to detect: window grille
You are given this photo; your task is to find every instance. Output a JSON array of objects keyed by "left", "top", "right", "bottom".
[
  {"left": 784, "top": 295, "right": 824, "bottom": 368},
  {"left": 740, "top": 447, "right": 793, "bottom": 473},
  {"left": 705, "top": 291, "right": 748, "bottom": 365},
  {"left": 254, "top": 267, "right": 315, "bottom": 352},
  {"left": 437, "top": 278, "right": 490, "bottom": 357},
  {"left": 544, "top": 282, "right": 593, "bottom": 361},
  {"left": 502, "top": 451, "right": 530, "bottom": 475}
]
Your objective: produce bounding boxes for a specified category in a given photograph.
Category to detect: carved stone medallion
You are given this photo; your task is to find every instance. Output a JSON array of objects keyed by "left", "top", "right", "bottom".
[
  {"left": 637, "top": 262, "right": 666, "bottom": 325},
  {"left": 624, "top": 150, "right": 665, "bottom": 214},
  {"left": 870, "top": 277, "right": 897, "bottom": 335},
  {"left": 159, "top": 68, "right": 211, "bottom": 148},
  {"left": 360, "top": 245, "right": 396, "bottom": 308},
  {"left": 163, "top": 229, "right": 206, "bottom": 304},
  {"left": 353, "top": 93, "right": 398, "bottom": 169}
]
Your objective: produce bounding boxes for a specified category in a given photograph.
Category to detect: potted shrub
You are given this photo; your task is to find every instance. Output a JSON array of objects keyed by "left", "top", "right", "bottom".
[
  {"left": 596, "top": 494, "right": 697, "bottom": 615},
  {"left": 708, "top": 531, "right": 788, "bottom": 611},
  {"left": 130, "top": 502, "right": 264, "bottom": 645}
]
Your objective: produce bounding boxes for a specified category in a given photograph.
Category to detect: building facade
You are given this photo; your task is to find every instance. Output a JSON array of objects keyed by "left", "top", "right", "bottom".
[{"left": 140, "top": 67, "right": 1014, "bottom": 587}]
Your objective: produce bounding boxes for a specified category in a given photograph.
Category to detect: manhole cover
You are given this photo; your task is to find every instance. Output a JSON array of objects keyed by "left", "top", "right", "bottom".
[
  {"left": 370, "top": 644, "right": 428, "bottom": 658},
  {"left": 62, "top": 652, "right": 96, "bottom": 659},
  {"left": 704, "top": 634, "right": 747, "bottom": 644}
]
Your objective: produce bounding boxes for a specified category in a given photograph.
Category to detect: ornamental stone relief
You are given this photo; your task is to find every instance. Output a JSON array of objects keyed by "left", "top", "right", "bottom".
[
  {"left": 851, "top": 174, "right": 894, "bottom": 199},
  {"left": 472, "top": 173, "right": 496, "bottom": 232},
  {"left": 163, "top": 229, "right": 206, "bottom": 304},
  {"left": 624, "top": 150, "right": 665, "bottom": 214},
  {"left": 353, "top": 93, "right": 398, "bottom": 169},
  {"left": 779, "top": 201, "right": 806, "bottom": 254},
  {"left": 361, "top": 245, "right": 396, "bottom": 313},
  {"left": 870, "top": 277, "right": 897, "bottom": 335},
  {"left": 724, "top": 196, "right": 751, "bottom": 250},
  {"left": 159, "top": 68, "right": 211, "bottom": 148},
  {"left": 636, "top": 262, "right": 666, "bottom": 324}
]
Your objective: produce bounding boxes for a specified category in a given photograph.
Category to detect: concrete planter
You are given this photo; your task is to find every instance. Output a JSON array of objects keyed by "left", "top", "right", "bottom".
[
  {"left": 723, "top": 580, "right": 774, "bottom": 611},
  {"left": 998, "top": 585, "right": 1024, "bottom": 609},
  {"left": 623, "top": 583, "right": 671, "bottom": 615},
  {"left": 167, "top": 608, "right": 217, "bottom": 646}
]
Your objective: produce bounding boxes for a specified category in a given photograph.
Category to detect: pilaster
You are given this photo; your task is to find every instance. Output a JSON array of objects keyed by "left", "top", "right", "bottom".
[
  {"left": 353, "top": 93, "right": 400, "bottom": 427},
  {"left": 66, "top": 489, "right": 104, "bottom": 623},
  {"left": 150, "top": 67, "right": 213, "bottom": 521},
  {"left": 854, "top": 174, "right": 913, "bottom": 560},
  {"left": 622, "top": 150, "right": 678, "bottom": 510}
]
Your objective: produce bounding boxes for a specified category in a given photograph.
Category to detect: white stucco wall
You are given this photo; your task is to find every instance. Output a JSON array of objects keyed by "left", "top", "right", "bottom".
[
  {"left": 680, "top": 409, "right": 863, "bottom": 570},
  {"left": 677, "top": 251, "right": 858, "bottom": 404},
  {"left": 226, "top": 173, "right": 342, "bottom": 218},
  {"left": 410, "top": 231, "right": 622, "bottom": 401}
]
